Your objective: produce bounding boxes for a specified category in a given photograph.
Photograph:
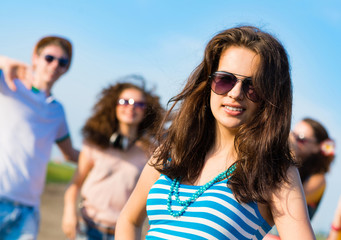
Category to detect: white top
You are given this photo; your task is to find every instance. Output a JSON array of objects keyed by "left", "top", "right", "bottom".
[{"left": 0, "top": 70, "right": 69, "bottom": 207}]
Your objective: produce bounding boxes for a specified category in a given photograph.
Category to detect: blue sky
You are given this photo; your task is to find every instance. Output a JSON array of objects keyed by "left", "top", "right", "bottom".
[{"left": 1, "top": 0, "right": 341, "bottom": 234}]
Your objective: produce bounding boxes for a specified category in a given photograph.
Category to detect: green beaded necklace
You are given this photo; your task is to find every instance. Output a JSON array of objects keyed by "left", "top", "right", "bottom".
[{"left": 167, "top": 163, "right": 237, "bottom": 217}]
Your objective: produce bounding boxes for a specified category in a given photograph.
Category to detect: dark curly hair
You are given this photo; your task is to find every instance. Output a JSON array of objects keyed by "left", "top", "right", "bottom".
[
  {"left": 82, "top": 75, "right": 164, "bottom": 151},
  {"left": 153, "top": 25, "right": 294, "bottom": 204}
]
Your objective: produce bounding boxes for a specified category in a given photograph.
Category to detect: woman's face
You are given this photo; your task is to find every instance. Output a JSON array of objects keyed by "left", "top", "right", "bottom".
[
  {"left": 210, "top": 46, "right": 259, "bottom": 133},
  {"left": 116, "top": 88, "right": 146, "bottom": 127},
  {"left": 291, "top": 121, "right": 320, "bottom": 161}
]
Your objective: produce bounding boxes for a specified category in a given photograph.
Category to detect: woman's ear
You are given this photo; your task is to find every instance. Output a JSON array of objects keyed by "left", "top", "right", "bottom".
[
  {"left": 32, "top": 53, "right": 39, "bottom": 70},
  {"left": 320, "top": 139, "right": 335, "bottom": 157}
]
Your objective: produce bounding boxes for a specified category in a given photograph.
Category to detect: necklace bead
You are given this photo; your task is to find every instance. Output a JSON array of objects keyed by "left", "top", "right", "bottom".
[{"left": 167, "top": 163, "right": 237, "bottom": 217}]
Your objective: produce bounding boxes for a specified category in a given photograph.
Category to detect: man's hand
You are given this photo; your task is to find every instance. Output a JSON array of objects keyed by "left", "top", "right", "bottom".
[{"left": 0, "top": 56, "right": 33, "bottom": 91}]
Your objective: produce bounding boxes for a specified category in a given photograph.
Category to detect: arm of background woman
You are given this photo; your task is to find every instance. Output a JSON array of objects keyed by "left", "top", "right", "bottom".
[
  {"left": 115, "top": 157, "right": 161, "bottom": 240},
  {"left": 62, "top": 149, "right": 94, "bottom": 240},
  {"left": 271, "top": 166, "right": 316, "bottom": 240},
  {"left": 327, "top": 196, "right": 341, "bottom": 240},
  {"left": 303, "top": 173, "right": 326, "bottom": 205}
]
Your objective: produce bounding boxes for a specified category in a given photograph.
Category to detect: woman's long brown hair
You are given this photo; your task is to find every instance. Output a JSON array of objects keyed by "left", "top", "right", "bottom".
[{"left": 153, "top": 26, "right": 295, "bottom": 203}]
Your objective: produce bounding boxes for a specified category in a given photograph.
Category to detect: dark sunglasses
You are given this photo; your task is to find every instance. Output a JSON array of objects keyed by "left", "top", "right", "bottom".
[
  {"left": 44, "top": 55, "right": 69, "bottom": 68},
  {"left": 117, "top": 98, "right": 146, "bottom": 109},
  {"left": 210, "top": 71, "right": 259, "bottom": 102},
  {"left": 292, "top": 132, "right": 316, "bottom": 145}
]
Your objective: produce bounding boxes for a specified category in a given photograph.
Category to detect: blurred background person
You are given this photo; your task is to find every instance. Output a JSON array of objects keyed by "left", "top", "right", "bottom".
[
  {"left": 265, "top": 117, "right": 335, "bottom": 239},
  {"left": 292, "top": 117, "right": 335, "bottom": 219},
  {"left": 62, "top": 76, "right": 164, "bottom": 240},
  {"left": 0, "top": 36, "right": 79, "bottom": 239}
]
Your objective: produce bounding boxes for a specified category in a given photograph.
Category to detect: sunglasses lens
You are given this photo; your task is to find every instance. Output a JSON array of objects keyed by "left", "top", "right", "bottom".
[
  {"left": 295, "top": 136, "right": 307, "bottom": 144},
  {"left": 58, "top": 59, "right": 69, "bottom": 68},
  {"left": 292, "top": 133, "right": 310, "bottom": 144},
  {"left": 118, "top": 99, "right": 128, "bottom": 105},
  {"left": 211, "top": 72, "right": 236, "bottom": 95},
  {"left": 135, "top": 102, "right": 146, "bottom": 109},
  {"left": 44, "top": 55, "right": 54, "bottom": 63},
  {"left": 242, "top": 79, "right": 258, "bottom": 102}
]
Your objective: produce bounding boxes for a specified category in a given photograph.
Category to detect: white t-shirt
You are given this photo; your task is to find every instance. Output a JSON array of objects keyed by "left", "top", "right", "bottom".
[{"left": 0, "top": 71, "right": 69, "bottom": 207}]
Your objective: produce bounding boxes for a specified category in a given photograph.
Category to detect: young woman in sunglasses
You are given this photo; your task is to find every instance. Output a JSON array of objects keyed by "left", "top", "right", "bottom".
[
  {"left": 62, "top": 77, "right": 164, "bottom": 240},
  {"left": 115, "top": 26, "right": 315, "bottom": 239}
]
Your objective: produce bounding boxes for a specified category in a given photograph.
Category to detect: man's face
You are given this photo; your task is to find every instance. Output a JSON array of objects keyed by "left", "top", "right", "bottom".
[{"left": 32, "top": 44, "right": 69, "bottom": 86}]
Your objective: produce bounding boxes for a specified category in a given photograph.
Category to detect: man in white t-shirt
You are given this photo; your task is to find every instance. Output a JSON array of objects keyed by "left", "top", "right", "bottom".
[{"left": 0, "top": 36, "right": 79, "bottom": 239}]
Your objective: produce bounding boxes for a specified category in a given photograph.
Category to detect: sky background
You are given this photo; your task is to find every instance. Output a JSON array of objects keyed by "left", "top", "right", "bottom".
[{"left": 1, "top": 0, "right": 341, "bottom": 234}]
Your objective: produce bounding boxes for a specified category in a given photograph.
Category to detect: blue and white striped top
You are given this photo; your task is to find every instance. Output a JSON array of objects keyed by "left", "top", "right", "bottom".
[{"left": 146, "top": 174, "right": 271, "bottom": 240}]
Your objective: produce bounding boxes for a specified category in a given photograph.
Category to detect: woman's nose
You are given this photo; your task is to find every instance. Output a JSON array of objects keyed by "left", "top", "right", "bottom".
[{"left": 227, "top": 80, "right": 244, "bottom": 100}]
